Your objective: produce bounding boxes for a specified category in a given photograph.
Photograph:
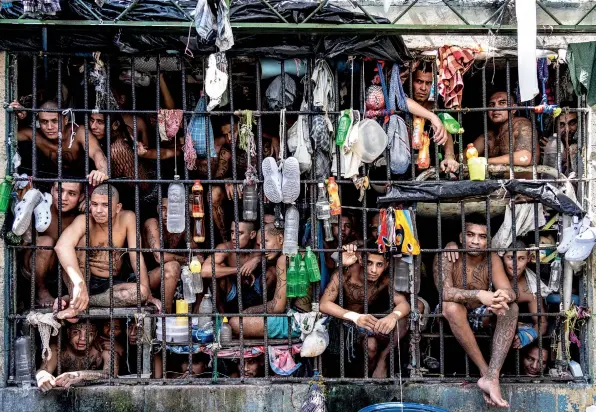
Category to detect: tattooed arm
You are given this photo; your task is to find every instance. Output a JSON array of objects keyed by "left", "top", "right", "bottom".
[
  {"left": 490, "top": 253, "right": 517, "bottom": 304},
  {"left": 143, "top": 218, "right": 187, "bottom": 265},
  {"left": 432, "top": 253, "right": 493, "bottom": 306},
  {"left": 200, "top": 242, "right": 237, "bottom": 278},
  {"left": 319, "top": 271, "right": 350, "bottom": 318},
  {"left": 487, "top": 117, "right": 533, "bottom": 166},
  {"left": 125, "top": 211, "right": 151, "bottom": 297},
  {"left": 243, "top": 256, "right": 287, "bottom": 314}
]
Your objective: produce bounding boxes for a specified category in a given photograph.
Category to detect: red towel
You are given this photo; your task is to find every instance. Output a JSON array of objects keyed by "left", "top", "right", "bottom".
[{"left": 438, "top": 46, "right": 477, "bottom": 108}]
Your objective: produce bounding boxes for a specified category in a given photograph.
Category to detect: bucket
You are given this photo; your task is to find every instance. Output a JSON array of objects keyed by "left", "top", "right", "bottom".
[
  {"left": 468, "top": 157, "right": 487, "bottom": 181},
  {"left": 359, "top": 402, "right": 450, "bottom": 412}
]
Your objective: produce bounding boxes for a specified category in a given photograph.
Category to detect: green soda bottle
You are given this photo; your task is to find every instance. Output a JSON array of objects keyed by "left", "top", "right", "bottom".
[
  {"left": 297, "top": 260, "right": 308, "bottom": 297},
  {"left": 304, "top": 246, "right": 321, "bottom": 283},
  {"left": 438, "top": 113, "right": 464, "bottom": 135},
  {"left": 286, "top": 258, "right": 298, "bottom": 298},
  {"left": 335, "top": 109, "right": 352, "bottom": 147},
  {"left": 0, "top": 176, "right": 14, "bottom": 213}
]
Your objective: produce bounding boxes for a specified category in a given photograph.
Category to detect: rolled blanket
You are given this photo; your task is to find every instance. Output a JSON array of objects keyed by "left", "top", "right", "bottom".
[{"left": 517, "top": 323, "right": 538, "bottom": 348}]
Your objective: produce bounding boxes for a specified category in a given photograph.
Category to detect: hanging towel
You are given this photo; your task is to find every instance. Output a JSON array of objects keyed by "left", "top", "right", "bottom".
[
  {"left": 568, "top": 41, "right": 596, "bottom": 108},
  {"left": 268, "top": 346, "right": 302, "bottom": 376},
  {"left": 437, "top": 46, "right": 476, "bottom": 108},
  {"left": 516, "top": 0, "right": 539, "bottom": 102},
  {"left": 187, "top": 96, "right": 216, "bottom": 158},
  {"left": 492, "top": 203, "right": 546, "bottom": 254}
]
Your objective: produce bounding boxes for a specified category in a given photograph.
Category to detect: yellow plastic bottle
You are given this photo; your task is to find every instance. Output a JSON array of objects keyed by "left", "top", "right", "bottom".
[
  {"left": 465, "top": 143, "right": 478, "bottom": 159},
  {"left": 327, "top": 177, "right": 341, "bottom": 216}
]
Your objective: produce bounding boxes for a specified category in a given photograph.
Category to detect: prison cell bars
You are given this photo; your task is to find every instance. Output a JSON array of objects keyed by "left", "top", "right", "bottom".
[{"left": 3, "top": 52, "right": 589, "bottom": 384}]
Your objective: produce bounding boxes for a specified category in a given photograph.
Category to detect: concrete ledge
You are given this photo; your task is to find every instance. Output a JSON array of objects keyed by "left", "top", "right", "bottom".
[{"left": 1, "top": 383, "right": 596, "bottom": 412}]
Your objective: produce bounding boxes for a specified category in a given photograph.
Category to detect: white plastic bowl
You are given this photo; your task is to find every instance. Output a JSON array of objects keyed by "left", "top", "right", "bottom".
[{"left": 352, "top": 119, "right": 388, "bottom": 163}]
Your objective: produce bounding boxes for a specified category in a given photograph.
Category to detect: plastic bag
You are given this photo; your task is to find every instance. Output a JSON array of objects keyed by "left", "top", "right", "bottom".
[
  {"left": 266, "top": 74, "right": 296, "bottom": 110},
  {"left": 387, "top": 114, "right": 410, "bottom": 174},
  {"left": 300, "top": 317, "right": 329, "bottom": 358}
]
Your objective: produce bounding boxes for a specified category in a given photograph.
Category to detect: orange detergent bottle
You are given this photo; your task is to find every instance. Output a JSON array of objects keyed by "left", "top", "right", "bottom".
[
  {"left": 327, "top": 177, "right": 341, "bottom": 216},
  {"left": 465, "top": 143, "right": 478, "bottom": 160},
  {"left": 416, "top": 132, "right": 431, "bottom": 169},
  {"left": 412, "top": 116, "right": 426, "bottom": 149}
]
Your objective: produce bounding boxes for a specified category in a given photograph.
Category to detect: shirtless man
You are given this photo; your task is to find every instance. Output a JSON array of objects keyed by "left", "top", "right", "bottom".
[
  {"left": 411, "top": 62, "right": 459, "bottom": 173},
  {"left": 472, "top": 91, "right": 534, "bottom": 168},
  {"left": 23, "top": 181, "right": 83, "bottom": 306},
  {"left": 522, "top": 344, "right": 549, "bottom": 377},
  {"left": 320, "top": 241, "right": 411, "bottom": 378},
  {"left": 36, "top": 322, "right": 117, "bottom": 392},
  {"left": 10, "top": 100, "right": 108, "bottom": 185},
  {"left": 540, "top": 106, "right": 579, "bottom": 174},
  {"left": 228, "top": 223, "right": 305, "bottom": 339},
  {"left": 433, "top": 214, "right": 518, "bottom": 408},
  {"left": 54, "top": 184, "right": 161, "bottom": 318},
  {"left": 142, "top": 196, "right": 188, "bottom": 313}
]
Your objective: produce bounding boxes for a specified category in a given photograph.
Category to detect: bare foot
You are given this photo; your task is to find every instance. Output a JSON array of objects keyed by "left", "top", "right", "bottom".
[
  {"left": 482, "top": 392, "right": 496, "bottom": 407},
  {"left": 36, "top": 289, "right": 55, "bottom": 308},
  {"left": 478, "top": 376, "right": 508, "bottom": 408}
]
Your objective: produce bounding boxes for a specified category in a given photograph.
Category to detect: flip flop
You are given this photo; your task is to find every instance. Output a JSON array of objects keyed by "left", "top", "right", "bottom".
[
  {"left": 281, "top": 156, "right": 300, "bottom": 204},
  {"left": 12, "top": 189, "right": 42, "bottom": 236},
  {"left": 262, "top": 157, "right": 282, "bottom": 204},
  {"left": 34, "top": 192, "right": 52, "bottom": 233}
]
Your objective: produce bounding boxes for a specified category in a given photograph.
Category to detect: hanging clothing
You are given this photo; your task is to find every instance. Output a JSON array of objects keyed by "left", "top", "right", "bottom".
[
  {"left": 437, "top": 46, "right": 476, "bottom": 108},
  {"left": 491, "top": 203, "right": 546, "bottom": 254},
  {"left": 568, "top": 41, "right": 596, "bottom": 108},
  {"left": 22, "top": 0, "right": 60, "bottom": 17},
  {"left": 516, "top": 0, "right": 539, "bottom": 103}
]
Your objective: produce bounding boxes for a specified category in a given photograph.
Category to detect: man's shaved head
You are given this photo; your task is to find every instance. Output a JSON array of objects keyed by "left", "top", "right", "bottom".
[
  {"left": 40, "top": 100, "right": 59, "bottom": 111},
  {"left": 92, "top": 184, "right": 120, "bottom": 204}
]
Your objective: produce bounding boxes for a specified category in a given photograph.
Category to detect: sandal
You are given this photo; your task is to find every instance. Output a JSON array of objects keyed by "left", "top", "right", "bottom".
[
  {"left": 12, "top": 189, "right": 42, "bottom": 236},
  {"left": 34, "top": 192, "right": 52, "bottom": 233}
]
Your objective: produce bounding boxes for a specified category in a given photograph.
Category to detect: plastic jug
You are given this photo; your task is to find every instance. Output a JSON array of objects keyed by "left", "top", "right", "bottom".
[
  {"left": 242, "top": 183, "right": 258, "bottom": 221},
  {"left": 167, "top": 177, "right": 186, "bottom": 234},
  {"left": 336, "top": 109, "right": 352, "bottom": 147},
  {"left": 197, "top": 289, "right": 213, "bottom": 329},
  {"left": 219, "top": 317, "right": 233, "bottom": 344},
  {"left": 283, "top": 205, "right": 299, "bottom": 256},
  {"left": 438, "top": 112, "right": 464, "bottom": 134},
  {"left": 327, "top": 177, "right": 341, "bottom": 216},
  {"left": 0, "top": 175, "right": 13, "bottom": 213},
  {"left": 468, "top": 157, "right": 487, "bottom": 181},
  {"left": 191, "top": 180, "right": 204, "bottom": 218}
]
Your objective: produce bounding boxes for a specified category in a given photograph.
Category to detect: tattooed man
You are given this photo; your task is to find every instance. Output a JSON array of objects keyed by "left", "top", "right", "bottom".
[
  {"left": 228, "top": 224, "right": 295, "bottom": 338},
  {"left": 36, "top": 322, "right": 117, "bottom": 392},
  {"left": 433, "top": 214, "right": 518, "bottom": 408},
  {"left": 320, "top": 241, "right": 411, "bottom": 378},
  {"left": 54, "top": 184, "right": 161, "bottom": 318},
  {"left": 10, "top": 100, "right": 108, "bottom": 185},
  {"left": 472, "top": 91, "right": 534, "bottom": 170}
]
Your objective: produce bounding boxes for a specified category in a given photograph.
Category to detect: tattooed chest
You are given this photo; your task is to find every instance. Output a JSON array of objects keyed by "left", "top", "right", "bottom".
[
  {"left": 344, "top": 281, "right": 383, "bottom": 307},
  {"left": 61, "top": 352, "right": 101, "bottom": 372}
]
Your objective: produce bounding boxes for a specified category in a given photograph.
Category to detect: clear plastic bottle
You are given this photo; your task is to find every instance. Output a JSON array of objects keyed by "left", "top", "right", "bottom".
[
  {"left": 392, "top": 256, "right": 409, "bottom": 292},
  {"left": 548, "top": 257, "right": 562, "bottom": 292},
  {"left": 197, "top": 289, "right": 213, "bottom": 329},
  {"left": 181, "top": 265, "right": 196, "bottom": 304},
  {"left": 283, "top": 205, "right": 299, "bottom": 256},
  {"left": 167, "top": 176, "right": 186, "bottom": 234},
  {"left": 242, "top": 183, "right": 258, "bottom": 221},
  {"left": 15, "top": 335, "right": 32, "bottom": 386},
  {"left": 219, "top": 317, "right": 233, "bottom": 344},
  {"left": 315, "top": 182, "right": 334, "bottom": 242},
  {"left": 189, "top": 256, "right": 203, "bottom": 294},
  {"left": 191, "top": 180, "right": 204, "bottom": 218},
  {"left": 543, "top": 134, "right": 562, "bottom": 171},
  {"left": 193, "top": 218, "right": 205, "bottom": 243}
]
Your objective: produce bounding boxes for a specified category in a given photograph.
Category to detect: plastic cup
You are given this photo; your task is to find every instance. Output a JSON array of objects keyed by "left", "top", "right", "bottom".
[{"left": 468, "top": 157, "right": 487, "bottom": 181}]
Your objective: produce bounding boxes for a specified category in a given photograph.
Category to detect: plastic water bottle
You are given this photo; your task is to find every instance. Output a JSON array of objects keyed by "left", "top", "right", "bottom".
[
  {"left": 315, "top": 182, "right": 334, "bottom": 242},
  {"left": 438, "top": 112, "right": 464, "bottom": 134},
  {"left": 0, "top": 175, "right": 13, "bottom": 213},
  {"left": 181, "top": 265, "right": 196, "bottom": 304},
  {"left": 189, "top": 256, "right": 203, "bottom": 294},
  {"left": 548, "top": 257, "right": 562, "bottom": 292},
  {"left": 197, "top": 289, "right": 213, "bottom": 329},
  {"left": 15, "top": 335, "right": 32, "bottom": 386},
  {"left": 242, "top": 183, "right": 258, "bottom": 221},
  {"left": 297, "top": 260, "right": 308, "bottom": 297},
  {"left": 167, "top": 176, "right": 186, "bottom": 234},
  {"left": 304, "top": 246, "right": 321, "bottom": 282},
  {"left": 286, "top": 257, "right": 298, "bottom": 298},
  {"left": 219, "top": 317, "right": 233, "bottom": 344},
  {"left": 392, "top": 256, "right": 410, "bottom": 292},
  {"left": 336, "top": 109, "right": 352, "bottom": 147},
  {"left": 283, "top": 205, "right": 299, "bottom": 256},
  {"left": 191, "top": 180, "right": 204, "bottom": 218},
  {"left": 543, "top": 134, "right": 562, "bottom": 171}
]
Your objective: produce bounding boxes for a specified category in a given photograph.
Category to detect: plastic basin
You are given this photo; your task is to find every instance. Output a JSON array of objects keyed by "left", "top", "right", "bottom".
[{"left": 359, "top": 402, "right": 450, "bottom": 412}]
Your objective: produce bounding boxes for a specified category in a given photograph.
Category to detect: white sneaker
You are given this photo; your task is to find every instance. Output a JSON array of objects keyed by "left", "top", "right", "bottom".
[
  {"left": 262, "top": 157, "right": 283, "bottom": 204},
  {"left": 281, "top": 157, "right": 300, "bottom": 204},
  {"left": 34, "top": 192, "right": 52, "bottom": 233},
  {"left": 12, "top": 189, "right": 42, "bottom": 236}
]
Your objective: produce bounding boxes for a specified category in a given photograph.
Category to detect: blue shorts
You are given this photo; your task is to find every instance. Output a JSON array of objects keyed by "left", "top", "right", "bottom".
[{"left": 266, "top": 311, "right": 301, "bottom": 339}]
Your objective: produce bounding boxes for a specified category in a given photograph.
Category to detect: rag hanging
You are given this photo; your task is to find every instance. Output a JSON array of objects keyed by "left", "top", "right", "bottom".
[
  {"left": 268, "top": 346, "right": 302, "bottom": 376},
  {"left": 26, "top": 312, "right": 61, "bottom": 361},
  {"left": 215, "top": 0, "right": 234, "bottom": 52},
  {"left": 516, "top": 0, "right": 539, "bottom": 103},
  {"left": 516, "top": 322, "right": 539, "bottom": 348},
  {"left": 567, "top": 41, "right": 596, "bottom": 108},
  {"left": 187, "top": 95, "right": 216, "bottom": 158},
  {"left": 437, "top": 46, "right": 476, "bottom": 108},
  {"left": 311, "top": 60, "right": 336, "bottom": 112},
  {"left": 524, "top": 267, "right": 552, "bottom": 297},
  {"left": 157, "top": 109, "right": 183, "bottom": 142},
  {"left": 491, "top": 203, "right": 546, "bottom": 254},
  {"left": 193, "top": 0, "right": 234, "bottom": 52},
  {"left": 22, "top": 0, "right": 60, "bottom": 17}
]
